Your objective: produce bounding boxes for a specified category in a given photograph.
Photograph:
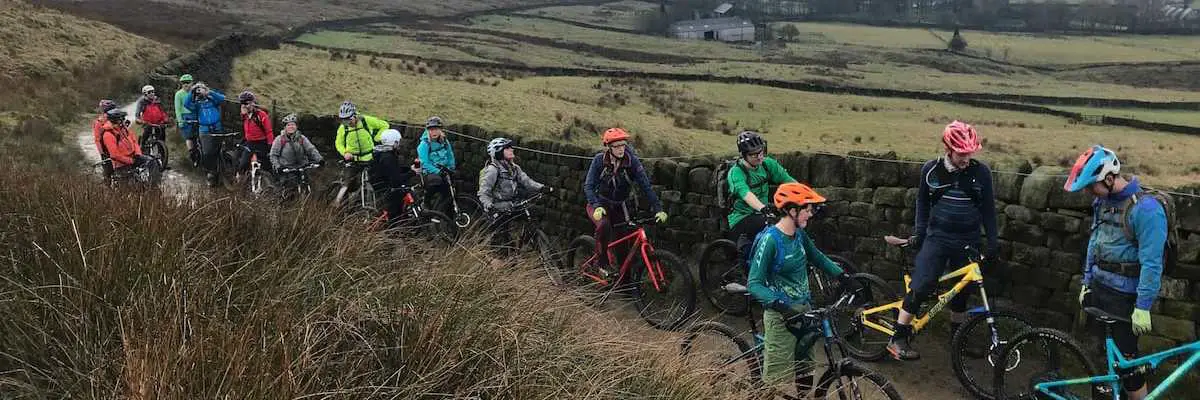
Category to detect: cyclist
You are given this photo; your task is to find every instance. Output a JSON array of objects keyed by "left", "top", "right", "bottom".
[
  {"left": 270, "top": 113, "right": 322, "bottom": 194},
  {"left": 94, "top": 99, "right": 119, "bottom": 178},
  {"left": 478, "top": 137, "right": 551, "bottom": 244},
  {"left": 888, "top": 120, "right": 998, "bottom": 361},
  {"left": 370, "top": 129, "right": 420, "bottom": 227},
  {"left": 1066, "top": 145, "right": 1166, "bottom": 400},
  {"left": 135, "top": 85, "right": 171, "bottom": 143},
  {"left": 174, "top": 74, "right": 198, "bottom": 165},
  {"left": 747, "top": 183, "right": 861, "bottom": 392},
  {"left": 334, "top": 100, "right": 389, "bottom": 193},
  {"left": 727, "top": 130, "right": 797, "bottom": 263},
  {"left": 416, "top": 116, "right": 456, "bottom": 215},
  {"left": 99, "top": 109, "right": 153, "bottom": 174},
  {"left": 183, "top": 82, "right": 227, "bottom": 186},
  {"left": 237, "top": 90, "right": 274, "bottom": 178},
  {"left": 583, "top": 127, "right": 667, "bottom": 277}
]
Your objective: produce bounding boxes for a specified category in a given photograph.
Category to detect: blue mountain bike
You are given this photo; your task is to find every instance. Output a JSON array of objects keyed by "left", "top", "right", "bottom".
[{"left": 992, "top": 306, "right": 1200, "bottom": 399}]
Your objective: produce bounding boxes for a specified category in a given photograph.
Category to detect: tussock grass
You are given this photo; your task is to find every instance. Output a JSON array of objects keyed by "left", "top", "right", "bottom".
[{"left": 0, "top": 164, "right": 750, "bottom": 398}]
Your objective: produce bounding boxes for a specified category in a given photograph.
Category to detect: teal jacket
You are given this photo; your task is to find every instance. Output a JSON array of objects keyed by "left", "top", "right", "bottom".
[
  {"left": 417, "top": 130, "right": 456, "bottom": 174},
  {"left": 1084, "top": 177, "right": 1167, "bottom": 310},
  {"left": 747, "top": 226, "right": 844, "bottom": 307}
]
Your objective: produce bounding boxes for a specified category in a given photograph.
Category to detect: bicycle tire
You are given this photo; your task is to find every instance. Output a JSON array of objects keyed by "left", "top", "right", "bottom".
[
  {"left": 452, "top": 194, "right": 484, "bottom": 229},
  {"left": 250, "top": 169, "right": 275, "bottom": 198},
  {"left": 679, "top": 321, "right": 759, "bottom": 383},
  {"left": 697, "top": 239, "right": 749, "bottom": 316},
  {"left": 563, "top": 235, "right": 597, "bottom": 287},
  {"left": 141, "top": 159, "right": 164, "bottom": 188},
  {"left": 419, "top": 209, "right": 458, "bottom": 244},
  {"left": 530, "top": 229, "right": 564, "bottom": 285},
  {"left": 952, "top": 309, "right": 1035, "bottom": 400},
  {"left": 633, "top": 249, "right": 697, "bottom": 331},
  {"left": 830, "top": 273, "right": 898, "bottom": 362},
  {"left": 992, "top": 327, "right": 1099, "bottom": 400},
  {"left": 813, "top": 361, "right": 903, "bottom": 400},
  {"left": 219, "top": 151, "right": 239, "bottom": 191},
  {"left": 144, "top": 141, "right": 168, "bottom": 168}
]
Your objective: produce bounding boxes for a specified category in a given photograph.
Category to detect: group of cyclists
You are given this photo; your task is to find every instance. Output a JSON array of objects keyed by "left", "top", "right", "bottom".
[{"left": 92, "top": 73, "right": 1173, "bottom": 399}]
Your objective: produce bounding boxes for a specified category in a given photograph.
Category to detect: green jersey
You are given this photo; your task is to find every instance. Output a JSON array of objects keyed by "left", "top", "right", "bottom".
[
  {"left": 727, "top": 157, "right": 795, "bottom": 227},
  {"left": 747, "top": 226, "right": 843, "bottom": 307}
]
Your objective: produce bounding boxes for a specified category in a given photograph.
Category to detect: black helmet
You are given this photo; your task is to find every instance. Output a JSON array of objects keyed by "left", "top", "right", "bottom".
[
  {"left": 736, "top": 130, "right": 766, "bottom": 155},
  {"left": 105, "top": 109, "right": 128, "bottom": 124}
]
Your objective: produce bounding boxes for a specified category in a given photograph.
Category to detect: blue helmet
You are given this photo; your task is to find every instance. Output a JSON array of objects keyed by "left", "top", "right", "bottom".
[{"left": 1064, "top": 145, "right": 1121, "bottom": 192}]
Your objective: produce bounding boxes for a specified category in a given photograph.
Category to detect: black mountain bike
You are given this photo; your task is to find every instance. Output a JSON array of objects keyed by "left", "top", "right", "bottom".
[
  {"left": 425, "top": 164, "right": 484, "bottom": 231},
  {"left": 140, "top": 123, "right": 169, "bottom": 169},
  {"left": 486, "top": 191, "right": 560, "bottom": 284}
]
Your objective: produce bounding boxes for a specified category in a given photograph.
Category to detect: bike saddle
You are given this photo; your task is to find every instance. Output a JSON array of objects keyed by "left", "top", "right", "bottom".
[
  {"left": 1084, "top": 306, "right": 1130, "bottom": 324},
  {"left": 721, "top": 282, "right": 749, "bottom": 295}
]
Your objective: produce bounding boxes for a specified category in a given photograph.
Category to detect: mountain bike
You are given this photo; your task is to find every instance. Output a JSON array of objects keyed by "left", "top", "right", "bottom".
[
  {"left": 993, "top": 307, "right": 1200, "bottom": 400},
  {"left": 276, "top": 163, "right": 320, "bottom": 202},
  {"left": 140, "top": 123, "right": 169, "bottom": 169},
  {"left": 424, "top": 164, "right": 484, "bottom": 230},
  {"left": 203, "top": 132, "right": 241, "bottom": 190},
  {"left": 238, "top": 143, "right": 272, "bottom": 198},
  {"left": 832, "top": 234, "right": 1033, "bottom": 400},
  {"left": 563, "top": 215, "right": 696, "bottom": 330},
  {"left": 92, "top": 156, "right": 163, "bottom": 189},
  {"left": 485, "top": 191, "right": 561, "bottom": 285},
  {"left": 698, "top": 214, "right": 861, "bottom": 315},
  {"left": 364, "top": 185, "right": 456, "bottom": 241},
  {"left": 679, "top": 282, "right": 903, "bottom": 399},
  {"left": 330, "top": 160, "right": 375, "bottom": 212}
]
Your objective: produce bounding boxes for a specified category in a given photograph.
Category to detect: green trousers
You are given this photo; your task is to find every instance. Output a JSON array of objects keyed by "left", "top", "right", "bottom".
[{"left": 761, "top": 306, "right": 820, "bottom": 387}]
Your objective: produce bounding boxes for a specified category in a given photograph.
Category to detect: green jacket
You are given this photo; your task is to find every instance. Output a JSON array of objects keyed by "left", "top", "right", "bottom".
[
  {"left": 727, "top": 157, "right": 795, "bottom": 227},
  {"left": 335, "top": 114, "right": 389, "bottom": 162},
  {"left": 174, "top": 89, "right": 194, "bottom": 123},
  {"left": 747, "top": 226, "right": 843, "bottom": 307}
]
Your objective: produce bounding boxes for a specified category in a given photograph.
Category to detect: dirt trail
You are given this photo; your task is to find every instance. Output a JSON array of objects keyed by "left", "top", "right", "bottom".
[{"left": 76, "top": 102, "right": 203, "bottom": 203}]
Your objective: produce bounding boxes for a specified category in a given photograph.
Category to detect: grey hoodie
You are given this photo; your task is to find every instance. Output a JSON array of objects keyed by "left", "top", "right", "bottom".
[{"left": 478, "top": 160, "right": 544, "bottom": 211}]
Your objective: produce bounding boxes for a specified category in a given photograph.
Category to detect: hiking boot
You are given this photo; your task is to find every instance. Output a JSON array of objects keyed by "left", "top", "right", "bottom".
[{"left": 888, "top": 324, "right": 921, "bottom": 361}]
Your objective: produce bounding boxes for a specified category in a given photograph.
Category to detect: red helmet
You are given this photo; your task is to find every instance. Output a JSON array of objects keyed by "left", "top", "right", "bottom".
[
  {"left": 602, "top": 127, "right": 630, "bottom": 145},
  {"left": 942, "top": 121, "right": 982, "bottom": 154}
]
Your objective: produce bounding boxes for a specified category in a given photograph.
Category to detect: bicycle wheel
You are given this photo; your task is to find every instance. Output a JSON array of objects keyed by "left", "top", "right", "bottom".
[
  {"left": 452, "top": 194, "right": 484, "bottom": 230},
  {"left": 679, "top": 321, "right": 759, "bottom": 385},
  {"left": 633, "top": 249, "right": 697, "bottom": 331},
  {"left": 993, "top": 328, "right": 1099, "bottom": 400},
  {"left": 952, "top": 309, "right": 1035, "bottom": 400},
  {"left": 219, "top": 150, "right": 239, "bottom": 191},
  {"left": 250, "top": 169, "right": 275, "bottom": 199},
  {"left": 563, "top": 235, "right": 597, "bottom": 287},
  {"left": 813, "top": 361, "right": 903, "bottom": 400},
  {"left": 139, "top": 159, "right": 164, "bottom": 188},
  {"left": 418, "top": 209, "right": 457, "bottom": 243},
  {"left": 697, "top": 239, "right": 749, "bottom": 316},
  {"left": 145, "top": 141, "right": 168, "bottom": 168},
  {"left": 829, "top": 273, "right": 898, "bottom": 361}
]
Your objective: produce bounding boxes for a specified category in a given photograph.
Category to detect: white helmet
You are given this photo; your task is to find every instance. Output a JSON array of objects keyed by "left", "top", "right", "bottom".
[
  {"left": 487, "top": 137, "right": 513, "bottom": 160},
  {"left": 380, "top": 129, "right": 402, "bottom": 147},
  {"left": 141, "top": 85, "right": 155, "bottom": 95}
]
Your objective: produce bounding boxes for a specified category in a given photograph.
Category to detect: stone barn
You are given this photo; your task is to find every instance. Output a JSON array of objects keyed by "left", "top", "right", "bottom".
[{"left": 669, "top": 17, "right": 756, "bottom": 42}]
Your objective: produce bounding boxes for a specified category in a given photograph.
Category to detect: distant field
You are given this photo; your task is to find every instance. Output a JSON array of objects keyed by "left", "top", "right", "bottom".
[
  {"left": 514, "top": 0, "right": 658, "bottom": 30},
  {"left": 1051, "top": 106, "right": 1200, "bottom": 127},
  {"left": 776, "top": 22, "right": 1200, "bottom": 65},
  {"left": 234, "top": 46, "right": 1200, "bottom": 186}
]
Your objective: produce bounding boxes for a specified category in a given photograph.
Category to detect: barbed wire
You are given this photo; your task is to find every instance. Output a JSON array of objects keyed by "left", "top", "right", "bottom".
[{"left": 393, "top": 123, "right": 1200, "bottom": 199}]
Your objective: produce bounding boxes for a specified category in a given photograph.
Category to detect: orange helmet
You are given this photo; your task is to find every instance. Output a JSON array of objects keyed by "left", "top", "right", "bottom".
[
  {"left": 774, "top": 183, "right": 826, "bottom": 210},
  {"left": 602, "top": 127, "right": 630, "bottom": 145}
]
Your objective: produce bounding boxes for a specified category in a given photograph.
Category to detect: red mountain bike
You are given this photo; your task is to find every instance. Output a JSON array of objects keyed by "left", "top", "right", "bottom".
[{"left": 564, "top": 216, "right": 696, "bottom": 330}]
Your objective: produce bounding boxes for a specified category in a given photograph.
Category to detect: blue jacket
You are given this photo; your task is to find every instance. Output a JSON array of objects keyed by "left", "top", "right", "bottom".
[
  {"left": 913, "top": 158, "right": 998, "bottom": 251},
  {"left": 183, "top": 90, "right": 226, "bottom": 127},
  {"left": 583, "top": 147, "right": 662, "bottom": 212},
  {"left": 417, "top": 130, "right": 455, "bottom": 174},
  {"left": 1084, "top": 177, "right": 1167, "bottom": 310}
]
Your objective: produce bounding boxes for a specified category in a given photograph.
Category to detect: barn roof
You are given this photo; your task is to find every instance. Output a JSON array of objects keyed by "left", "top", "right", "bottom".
[{"left": 670, "top": 17, "right": 753, "bottom": 32}]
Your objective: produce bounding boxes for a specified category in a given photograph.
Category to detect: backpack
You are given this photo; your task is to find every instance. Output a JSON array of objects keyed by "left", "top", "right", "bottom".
[
  {"left": 714, "top": 158, "right": 774, "bottom": 210},
  {"left": 1119, "top": 189, "right": 1180, "bottom": 275},
  {"left": 927, "top": 158, "right": 981, "bottom": 206}
]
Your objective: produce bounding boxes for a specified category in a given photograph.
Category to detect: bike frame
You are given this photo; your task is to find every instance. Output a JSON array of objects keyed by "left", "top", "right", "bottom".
[
  {"left": 1034, "top": 336, "right": 1200, "bottom": 399},
  {"left": 859, "top": 261, "right": 994, "bottom": 336},
  {"left": 579, "top": 224, "right": 668, "bottom": 291}
]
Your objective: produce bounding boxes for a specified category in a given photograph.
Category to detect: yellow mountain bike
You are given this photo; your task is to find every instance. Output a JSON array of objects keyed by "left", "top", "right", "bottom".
[{"left": 831, "top": 235, "right": 1033, "bottom": 400}]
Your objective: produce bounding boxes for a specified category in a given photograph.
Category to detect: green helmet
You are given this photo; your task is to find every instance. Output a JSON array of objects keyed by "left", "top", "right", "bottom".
[{"left": 179, "top": 74, "right": 194, "bottom": 83}]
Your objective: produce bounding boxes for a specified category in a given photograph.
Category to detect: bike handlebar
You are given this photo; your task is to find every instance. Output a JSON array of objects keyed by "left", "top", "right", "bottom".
[
  {"left": 613, "top": 215, "right": 660, "bottom": 229},
  {"left": 207, "top": 132, "right": 241, "bottom": 138},
  {"left": 280, "top": 164, "right": 321, "bottom": 173}
]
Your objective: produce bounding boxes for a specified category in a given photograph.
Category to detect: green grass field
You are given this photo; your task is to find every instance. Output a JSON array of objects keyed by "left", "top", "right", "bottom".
[
  {"left": 514, "top": 0, "right": 658, "bottom": 30},
  {"left": 235, "top": 46, "right": 1200, "bottom": 186}
]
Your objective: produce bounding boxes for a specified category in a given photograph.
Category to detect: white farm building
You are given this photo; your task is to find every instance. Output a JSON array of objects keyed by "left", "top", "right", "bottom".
[{"left": 669, "top": 17, "right": 756, "bottom": 42}]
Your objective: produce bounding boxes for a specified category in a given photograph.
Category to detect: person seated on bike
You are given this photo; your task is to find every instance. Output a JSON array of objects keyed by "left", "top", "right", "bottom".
[
  {"left": 335, "top": 100, "right": 389, "bottom": 192},
  {"left": 175, "top": 74, "right": 198, "bottom": 166},
  {"left": 237, "top": 90, "right": 274, "bottom": 178},
  {"left": 135, "top": 85, "right": 171, "bottom": 143},
  {"left": 888, "top": 121, "right": 998, "bottom": 361},
  {"left": 94, "top": 99, "right": 119, "bottom": 178},
  {"left": 183, "top": 82, "right": 227, "bottom": 186},
  {"left": 416, "top": 116, "right": 456, "bottom": 215},
  {"left": 747, "top": 183, "right": 862, "bottom": 392},
  {"left": 727, "top": 130, "right": 796, "bottom": 263},
  {"left": 583, "top": 127, "right": 667, "bottom": 276},
  {"left": 370, "top": 129, "right": 420, "bottom": 227},
  {"left": 270, "top": 113, "right": 323, "bottom": 191},
  {"left": 99, "top": 109, "right": 153, "bottom": 173},
  {"left": 1066, "top": 145, "right": 1166, "bottom": 400},
  {"left": 478, "top": 137, "right": 552, "bottom": 245}
]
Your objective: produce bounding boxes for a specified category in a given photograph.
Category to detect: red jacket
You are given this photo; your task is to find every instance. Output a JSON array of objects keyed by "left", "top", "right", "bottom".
[
  {"left": 139, "top": 101, "right": 170, "bottom": 125},
  {"left": 242, "top": 108, "right": 274, "bottom": 143},
  {"left": 101, "top": 122, "right": 142, "bottom": 168},
  {"left": 92, "top": 114, "right": 106, "bottom": 155}
]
